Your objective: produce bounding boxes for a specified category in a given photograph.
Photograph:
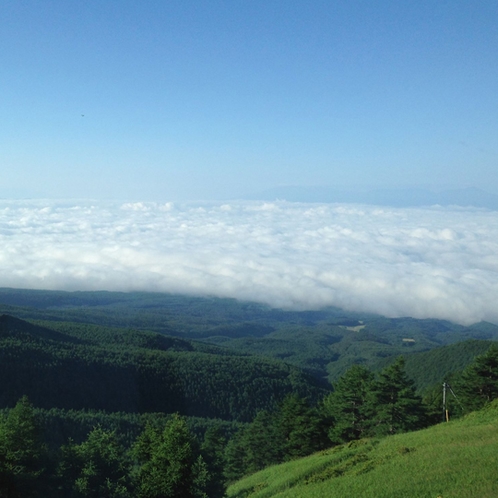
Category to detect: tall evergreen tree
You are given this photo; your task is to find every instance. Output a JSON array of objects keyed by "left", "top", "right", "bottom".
[
  {"left": 200, "top": 426, "right": 227, "bottom": 498},
  {"left": 132, "top": 414, "right": 208, "bottom": 498},
  {"left": 323, "top": 364, "right": 375, "bottom": 443},
  {"left": 57, "top": 426, "right": 131, "bottom": 498},
  {"left": 372, "top": 357, "right": 426, "bottom": 436},
  {"left": 275, "top": 394, "right": 327, "bottom": 460},
  {"left": 223, "top": 429, "right": 247, "bottom": 483},
  {"left": 238, "top": 410, "right": 280, "bottom": 475},
  {"left": 458, "top": 343, "right": 498, "bottom": 411},
  {"left": 0, "top": 396, "right": 48, "bottom": 498}
]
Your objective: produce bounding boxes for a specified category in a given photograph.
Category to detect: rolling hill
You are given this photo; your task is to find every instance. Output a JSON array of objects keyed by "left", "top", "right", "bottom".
[{"left": 0, "top": 314, "right": 328, "bottom": 421}]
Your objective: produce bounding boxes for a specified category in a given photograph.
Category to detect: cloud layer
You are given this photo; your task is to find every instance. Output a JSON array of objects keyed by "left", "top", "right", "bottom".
[{"left": 1, "top": 199, "right": 497, "bottom": 325}]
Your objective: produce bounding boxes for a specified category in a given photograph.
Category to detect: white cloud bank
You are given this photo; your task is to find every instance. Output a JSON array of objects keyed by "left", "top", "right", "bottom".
[{"left": 1, "top": 199, "right": 497, "bottom": 325}]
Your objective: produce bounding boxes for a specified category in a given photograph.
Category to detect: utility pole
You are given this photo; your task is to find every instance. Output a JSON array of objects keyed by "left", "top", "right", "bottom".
[
  {"left": 442, "top": 382, "right": 461, "bottom": 422},
  {"left": 442, "top": 382, "right": 448, "bottom": 422}
]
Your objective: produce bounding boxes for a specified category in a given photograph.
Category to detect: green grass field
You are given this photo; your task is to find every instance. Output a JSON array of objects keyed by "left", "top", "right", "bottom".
[{"left": 227, "top": 400, "right": 498, "bottom": 498}]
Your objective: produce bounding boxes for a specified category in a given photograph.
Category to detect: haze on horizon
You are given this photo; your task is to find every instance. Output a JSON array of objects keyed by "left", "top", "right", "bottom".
[{"left": 1, "top": 1, "right": 497, "bottom": 201}]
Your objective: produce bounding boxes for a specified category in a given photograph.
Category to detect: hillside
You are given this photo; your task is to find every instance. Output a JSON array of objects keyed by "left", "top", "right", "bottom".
[
  {"left": 371, "top": 338, "right": 495, "bottom": 391},
  {"left": 1, "top": 288, "right": 498, "bottom": 497},
  {"left": 1, "top": 287, "right": 497, "bottom": 385},
  {"left": 0, "top": 314, "right": 328, "bottom": 421},
  {"left": 227, "top": 399, "right": 498, "bottom": 498}
]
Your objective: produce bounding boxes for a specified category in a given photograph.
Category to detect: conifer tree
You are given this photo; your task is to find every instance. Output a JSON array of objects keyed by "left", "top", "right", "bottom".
[
  {"left": 458, "top": 343, "right": 498, "bottom": 411},
  {"left": 238, "top": 410, "right": 280, "bottom": 474},
  {"left": 223, "top": 430, "right": 247, "bottom": 483},
  {"left": 224, "top": 394, "right": 327, "bottom": 480},
  {"left": 132, "top": 414, "right": 209, "bottom": 498},
  {"left": 371, "top": 357, "right": 426, "bottom": 436},
  {"left": 323, "top": 364, "right": 374, "bottom": 443},
  {"left": 275, "top": 394, "right": 326, "bottom": 460},
  {"left": 200, "top": 425, "right": 227, "bottom": 498},
  {"left": 0, "top": 396, "right": 47, "bottom": 498},
  {"left": 57, "top": 426, "right": 131, "bottom": 498}
]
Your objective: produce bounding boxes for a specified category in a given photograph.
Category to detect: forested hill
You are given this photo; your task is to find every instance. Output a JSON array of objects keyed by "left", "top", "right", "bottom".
[
  {"left": 371, "top": 338, "right": 495, "bottom": 390},
  {"left": 1, "top": 288, "right": 498, "bottom": 421},
  {"left": 1, "top": 288, "right": 498, "bottom": 386},
  {"left": 0, "top": 314, "right": 328, "bottom": 421},
  {"left": 2, "top": 288, "right": 498, "bottom": 498}
]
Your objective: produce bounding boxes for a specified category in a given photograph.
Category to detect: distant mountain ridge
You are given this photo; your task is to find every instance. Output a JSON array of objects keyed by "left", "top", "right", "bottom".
[{"left": 245, "top": 186, "right": 498, "bottom": 210}]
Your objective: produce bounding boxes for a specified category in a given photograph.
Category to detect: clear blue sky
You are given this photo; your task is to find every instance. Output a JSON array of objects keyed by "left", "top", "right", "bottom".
[{"left": 2, "top": 0, "right": 497, "bottom": 201}]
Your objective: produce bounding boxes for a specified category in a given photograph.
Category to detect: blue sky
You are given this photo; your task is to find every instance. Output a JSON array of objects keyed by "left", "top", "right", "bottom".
[{"left": 2, "top": 0, "right": 497, "bottom": 201}]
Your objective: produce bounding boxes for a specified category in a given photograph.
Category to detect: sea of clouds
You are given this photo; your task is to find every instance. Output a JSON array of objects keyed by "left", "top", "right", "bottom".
[{"left": 1, "top": 199, "right": 497, "bottom": 325}]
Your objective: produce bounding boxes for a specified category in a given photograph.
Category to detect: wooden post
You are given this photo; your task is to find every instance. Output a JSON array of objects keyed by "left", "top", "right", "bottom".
[{"left": 442, "top": 383, "right": 447, "bottom": 422}]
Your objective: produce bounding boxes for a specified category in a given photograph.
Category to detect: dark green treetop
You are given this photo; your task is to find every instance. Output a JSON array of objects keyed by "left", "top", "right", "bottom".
[
  {"left": 131, "top": 414, "right": 208, "bottom": 498},
  {"left": 371, "top": 357, "right": 427, "bottom": 436},
  {"left": 0, "top": 396, "right": 48, "bottom": 498},
  {"left": 458, "top": 343, "right": 498, "bottom": 411},
  {"left": 323, "top": 364, "right": 375, "bottom": 443},
  {"left": 57, "top": 426, "right": 131, "bottom": 498}
]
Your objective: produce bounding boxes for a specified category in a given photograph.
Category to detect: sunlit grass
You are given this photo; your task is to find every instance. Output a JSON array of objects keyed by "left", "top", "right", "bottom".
[{"left": 227, "top": 400, "right": 498, "bottom": 498}]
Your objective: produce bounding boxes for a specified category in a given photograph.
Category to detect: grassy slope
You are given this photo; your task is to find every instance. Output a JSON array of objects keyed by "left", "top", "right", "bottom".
[{"left": 227, "top": 400, "right": 498, "bottom": 498}]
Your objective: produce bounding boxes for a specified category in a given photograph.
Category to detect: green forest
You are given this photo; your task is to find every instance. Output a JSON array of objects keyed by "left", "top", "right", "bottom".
[{"left": 1, "top": 288, "right": 497, "bottom": 497}]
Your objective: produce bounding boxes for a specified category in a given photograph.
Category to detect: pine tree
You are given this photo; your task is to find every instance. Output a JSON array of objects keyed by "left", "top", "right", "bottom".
[
  {"left": 223, "top": 430, "right": 247, "bottom": 483},
  {"left": 239, "top": 410, "right": 280, "bottom": 474},
  {"left": 372, "top": 357, "right": 426, "bottom": 436},
  {"left": 323, "top": 364, "right": 375, "bottom": 443},
  {"left": 200, "top": 426, "right": 226, "bottom": 498},
  {"left": 132, "top": 414, "right": 208, "bottom": 498},
  {"left": 58, "top": 426, "right": 131, "bottom": 498},
  {"left": 0, "top": 396, "right": 47, "bottom": 498},
  {"left": 458, "top": 343, "right": 498, "bottom": 411},
  {"left": 275, "top": 394, "right": 327, "bottom": 460}
]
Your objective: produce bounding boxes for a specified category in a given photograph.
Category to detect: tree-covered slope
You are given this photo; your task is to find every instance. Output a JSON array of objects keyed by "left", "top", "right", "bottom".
[
  {"left": 0, "top": 315, "right": 328, "bottom": 421},
  {"left": 372, "top": 339, "right": 495, "bottom": 391},
  {"left": 2, "top": 288, "right": 498, "bottom": 384}
]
